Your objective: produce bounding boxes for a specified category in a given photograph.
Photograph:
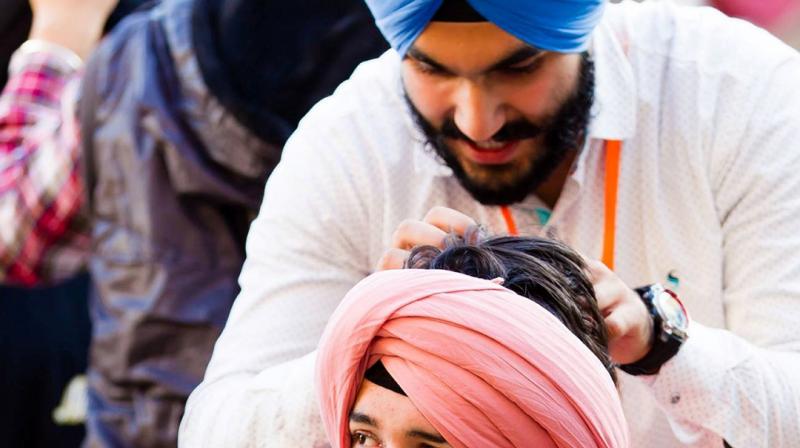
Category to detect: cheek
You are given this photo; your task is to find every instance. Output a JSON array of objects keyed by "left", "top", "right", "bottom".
[
  {"left": 402, "top": 65, "right": 452, "bottom": 126},
  {"left": 493, "top": 76, "right": 569, "bottom": 122},
  {"left": 496, "top": 81, "right": 556, "bottom": 120},
  {"left": 495, "top": 56, "right": 582, "bottom": 120}
]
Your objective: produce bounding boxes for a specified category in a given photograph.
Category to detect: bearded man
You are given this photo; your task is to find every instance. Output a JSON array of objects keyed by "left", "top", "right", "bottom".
[{"left": 181, "top": 0, "right": 800, "bottom": 446}]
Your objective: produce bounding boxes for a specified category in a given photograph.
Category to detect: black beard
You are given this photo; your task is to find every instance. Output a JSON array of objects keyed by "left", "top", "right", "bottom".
[{"left": 406, "top": 53, "right": 595, "bottom": 205}]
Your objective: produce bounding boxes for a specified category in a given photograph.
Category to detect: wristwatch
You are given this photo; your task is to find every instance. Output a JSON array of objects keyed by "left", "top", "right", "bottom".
[{"left": 620, "top": 283, "right": 690, "bottom": 376}]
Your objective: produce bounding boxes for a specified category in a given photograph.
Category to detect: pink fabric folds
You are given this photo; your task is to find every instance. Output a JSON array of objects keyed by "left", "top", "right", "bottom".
[{"left": 315, "top": 269, "right": 629, "bottom": 448}]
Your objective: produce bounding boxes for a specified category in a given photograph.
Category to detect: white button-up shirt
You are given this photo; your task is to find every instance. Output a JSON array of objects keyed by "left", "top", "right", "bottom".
[{"left": 180, "top": 2, "right": 800, "bottom": 447}]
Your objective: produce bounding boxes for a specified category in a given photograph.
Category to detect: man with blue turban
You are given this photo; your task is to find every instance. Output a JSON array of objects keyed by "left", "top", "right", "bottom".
[{"left": 181, "top": 1, "right": 800, "bottom": 447}]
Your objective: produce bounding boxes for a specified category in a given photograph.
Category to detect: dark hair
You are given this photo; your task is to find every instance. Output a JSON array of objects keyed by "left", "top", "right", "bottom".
[{"left": 405, "top": 228, "right": 616, "bottom": 383}]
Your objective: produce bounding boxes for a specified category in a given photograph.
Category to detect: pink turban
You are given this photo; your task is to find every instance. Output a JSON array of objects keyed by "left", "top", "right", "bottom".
[{"left": 316, "top": 269, "right": 629, "bottom": 448}]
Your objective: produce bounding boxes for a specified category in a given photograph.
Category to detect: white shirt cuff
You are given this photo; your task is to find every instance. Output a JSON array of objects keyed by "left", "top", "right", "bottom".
[{"left": 10, "top": 40, "right": 84, "bottom": 75}]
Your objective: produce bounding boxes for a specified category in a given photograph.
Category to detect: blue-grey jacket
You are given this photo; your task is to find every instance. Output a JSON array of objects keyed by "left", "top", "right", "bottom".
[{"left": 79, "top": 0, "right": 385, "bottom": 445}]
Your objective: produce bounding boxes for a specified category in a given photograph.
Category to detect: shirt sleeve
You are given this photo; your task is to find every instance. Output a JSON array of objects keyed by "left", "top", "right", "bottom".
[
  {"left": 641, "top": 56, "right": 800, "bottom": 447},
  {"left": 180, "top": 351, "right": 328, "bottom": 447},
  {"left": 180, "top": 115, "right": 377, "bottom": 446},
  {"left": 0, "top": 41, "right": 90, "bottom": 286}
]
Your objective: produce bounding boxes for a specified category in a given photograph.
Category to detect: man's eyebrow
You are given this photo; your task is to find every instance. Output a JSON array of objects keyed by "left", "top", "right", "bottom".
[
  {"left": 406, "top": 47, "right": 452, "bottom": 74},
  {"left": 407, "top": 429, "right": 448, "bottom": 444},
  {"left": 488, "top": 46, "right": 542, "bottom": 71},
  {"left": 406, "top": 46, "right": 542, "bottom": 75},
  {"left": 349, "top": 412, "right": 379, "bottom": 428}
]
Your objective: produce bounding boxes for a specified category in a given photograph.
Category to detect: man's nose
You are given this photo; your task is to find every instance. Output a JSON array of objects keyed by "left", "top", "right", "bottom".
[{"left": 452, "top": 81, "right": 504, "bottom": 143}]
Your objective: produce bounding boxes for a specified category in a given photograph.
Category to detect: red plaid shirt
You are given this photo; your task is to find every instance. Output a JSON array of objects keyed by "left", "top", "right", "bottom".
[{"left": 0, "top": 44, "right": 90, "bottom": 286}]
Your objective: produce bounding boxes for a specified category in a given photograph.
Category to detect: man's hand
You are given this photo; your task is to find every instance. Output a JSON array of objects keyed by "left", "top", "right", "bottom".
[
  {"left": 28, "top": 0, "right": 118, "bottom": 60},
  {"left": 586, "top": 260, "right": 654, "bottom": 365},
  {"left": 376, "top": 206, "right": 476, "bottom": 270},
  {"left": 378, "top": 207, "right": 654, "bottom": 366}
]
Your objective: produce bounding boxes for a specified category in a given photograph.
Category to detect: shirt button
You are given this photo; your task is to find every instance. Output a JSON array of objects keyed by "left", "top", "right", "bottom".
[{"left": 670, "top": 394, "right": 681, "bottom": 405}]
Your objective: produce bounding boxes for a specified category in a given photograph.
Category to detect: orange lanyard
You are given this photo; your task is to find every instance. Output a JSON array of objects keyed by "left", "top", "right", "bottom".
[{"left": 500, "top": 139, "right": 622, "bottom": 270}]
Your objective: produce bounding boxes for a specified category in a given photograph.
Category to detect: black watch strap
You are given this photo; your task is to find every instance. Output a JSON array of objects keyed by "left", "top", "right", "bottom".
[{"left": 619, "top": 285, "right": 684, "bottom": 376}]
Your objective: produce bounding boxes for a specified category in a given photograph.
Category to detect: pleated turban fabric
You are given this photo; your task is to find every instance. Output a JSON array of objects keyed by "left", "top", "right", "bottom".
[
  {"left": 316, "top": 269, "right": 629, "bottom": 448},
  {"left": 363, "top": 0, "right": 606, "bottom": 57}
]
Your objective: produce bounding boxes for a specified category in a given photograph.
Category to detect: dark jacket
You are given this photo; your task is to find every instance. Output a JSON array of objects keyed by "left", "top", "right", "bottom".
[{"left": 79, "top": 0, "right": 385, "bottom": 445}]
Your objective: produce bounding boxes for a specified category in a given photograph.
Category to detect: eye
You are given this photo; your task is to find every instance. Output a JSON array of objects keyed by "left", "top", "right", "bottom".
[
  {"left": 413, "top": 60, "right": 448, "bottom": 77},
  {"left": 503, "top": 62, "right": 537, "bottom": 74},
  {"left": 499, "top": 55, "right": 545, "bottom": 75},
  {"left": 351, "top": 431, "right": 381, "bottom": 447}
]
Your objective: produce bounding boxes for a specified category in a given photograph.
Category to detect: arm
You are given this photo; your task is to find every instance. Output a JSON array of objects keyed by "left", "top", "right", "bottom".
[
  {"left": 0, "top": 43, "right": 88, "bottom": 285},
  {"left": 0, "top": 0, "right": 117, "bottom": 286},
  {"left": 641, "top": 56, "right": 800, "bottom": 446},
  {"left": 27, "top": 0, "right": 116, "bottom": 61},
  {"left": 180, "top": 120, "right": 376, "bottom": 446}
]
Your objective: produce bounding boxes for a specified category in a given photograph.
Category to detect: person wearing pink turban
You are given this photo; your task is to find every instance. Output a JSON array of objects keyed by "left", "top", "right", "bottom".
[{"left": 316, "top": 237, "right": 629, "bottom": 448}]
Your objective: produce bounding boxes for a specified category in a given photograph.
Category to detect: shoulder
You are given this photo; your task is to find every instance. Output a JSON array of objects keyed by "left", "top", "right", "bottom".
[
  {"left": 94, "top": 1, "right": 166, "bottom": 56},
  {"left": 604, "top": 1, "right": 797, "bottom": 77},
  {"left": 598, "top": 1, "right": 799, "bottom": 147},
  {"left": 88, "top": 2, "right": 173, "bottom": 98}
]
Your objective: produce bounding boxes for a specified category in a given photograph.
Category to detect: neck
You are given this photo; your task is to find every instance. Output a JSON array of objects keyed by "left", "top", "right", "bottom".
[{"left": 534, "top": 149, "right": 578, "bottom": 209}]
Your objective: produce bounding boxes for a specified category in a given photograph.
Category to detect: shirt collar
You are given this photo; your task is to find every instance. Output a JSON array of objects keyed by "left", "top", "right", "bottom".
[
  {"left": 568, "top": 14, "right": 638, "bottom": 190},
  {"left": 587, "top": 13, "right": 638, "bottom": 141}
]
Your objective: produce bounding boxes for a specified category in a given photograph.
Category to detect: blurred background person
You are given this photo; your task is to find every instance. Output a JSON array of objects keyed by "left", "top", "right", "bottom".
[
  {"left": 0, "top": 0, "right": 142, "bottom": 446},
  {"left": 0, "top": 0, "right": 386, "bottom": 446},
  {"left": 78, "top": 1, "right": 386, "bottom": 443}
]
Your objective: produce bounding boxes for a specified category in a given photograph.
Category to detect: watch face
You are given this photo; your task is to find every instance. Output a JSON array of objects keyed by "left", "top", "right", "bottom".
[{"left": 655, "top": 290, "right": 689, "bottom": 332}]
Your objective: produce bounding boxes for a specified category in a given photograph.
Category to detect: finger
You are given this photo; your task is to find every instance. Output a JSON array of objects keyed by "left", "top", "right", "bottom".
[
  {"left": 604, "top": 298, "right": 654, "bottom": 362},
  {"left": 376, "top": 248, "right": 411, "bottom": 271},
  {"left": 584, "top": 258, "right": 611, "bottom": 281},
  {"left": 422, "top": 206, "right": 477, "bottom": 235},
  {"left": 604, "top": 310, "right": 630, "bottom": 340},
  {"left": 605, "top": 311, "right": 630, "bottom": 363},
  {"left": 592, "top": 278, "right": 622, "bottom": 314},
  {"left": 390, "top": 219, "right": 449, "bottom": 250}
]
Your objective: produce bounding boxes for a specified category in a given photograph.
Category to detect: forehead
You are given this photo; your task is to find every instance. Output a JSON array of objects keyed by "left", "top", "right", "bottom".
[
  {"left": 412, "top": 21, "right": 529, "bottom": 66},
  {"left": 352, "top": 380, "right": 426, "bottom": 424},
  {"left": 351, "top": 380, "right": 443, "bottom": 439}
]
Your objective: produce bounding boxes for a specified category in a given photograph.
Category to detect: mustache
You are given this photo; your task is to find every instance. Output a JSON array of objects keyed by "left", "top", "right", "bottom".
[{"left": 439, "top": 118, "right": 545, "bottom": 144}]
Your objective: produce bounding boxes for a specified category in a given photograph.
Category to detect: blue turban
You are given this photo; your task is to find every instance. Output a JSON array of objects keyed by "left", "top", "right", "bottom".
[{"left": 364, "top": 0, "right": 606, "bottom": 57}]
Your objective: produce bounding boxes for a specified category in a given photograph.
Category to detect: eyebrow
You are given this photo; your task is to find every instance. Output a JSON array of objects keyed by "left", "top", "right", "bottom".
[
  {"left": 407, "top": 429, "right": 448, "bottom": 444},
  {"left": 349, "top": 412, "right": 379, "bottom": 427},
  {"left": 350, "top": 412, "right": 447, "bottom": 444},
  {"left": 406, "top": 45, "right": 542, "bottom": 75}
]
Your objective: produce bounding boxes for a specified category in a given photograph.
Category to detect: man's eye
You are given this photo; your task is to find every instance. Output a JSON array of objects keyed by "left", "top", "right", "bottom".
[
  {"left": 415, "top": 60, "right": 446, "bottom": 76},
  {"left": 504, "top": 63, "right": 536, "bottom": 73},
  {"left": 503, "top": 61, "right": 540, "bottom": 74},
  {"left": 351, "top": 431, "right": 380, "bottom": 447},
  {"left": 501, "top": 56, "right": 544, "bottom": 75}
]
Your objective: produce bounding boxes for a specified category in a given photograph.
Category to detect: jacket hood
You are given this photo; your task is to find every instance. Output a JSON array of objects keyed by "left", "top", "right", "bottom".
[
  {"left": 188, "top": 0, "right": 387, "bottom": 147},
  {"left": 160, "top": 0, "right": 280, "bottom": 181}
]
